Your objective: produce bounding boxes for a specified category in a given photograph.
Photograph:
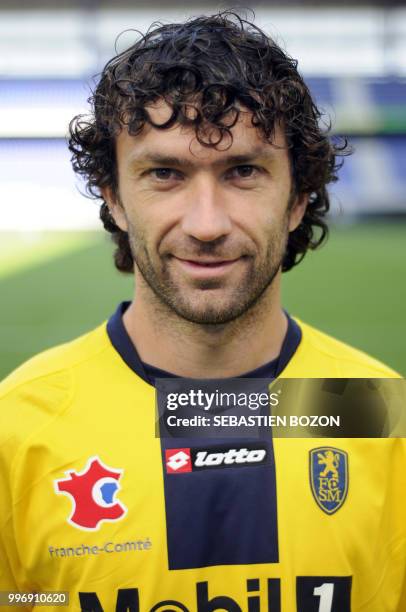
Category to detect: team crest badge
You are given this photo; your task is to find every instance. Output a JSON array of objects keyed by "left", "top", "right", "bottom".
[
  {"left": 54, "top": 456, "right": 127, "bottom": 530},
  {"left": 310, "top": 447, "right": 348, "bottom": 514}
]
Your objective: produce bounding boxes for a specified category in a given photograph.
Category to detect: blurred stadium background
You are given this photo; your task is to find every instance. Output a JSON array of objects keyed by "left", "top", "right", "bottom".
[{"left": 0, "top": 0, "right": 405, "bottom": 378}]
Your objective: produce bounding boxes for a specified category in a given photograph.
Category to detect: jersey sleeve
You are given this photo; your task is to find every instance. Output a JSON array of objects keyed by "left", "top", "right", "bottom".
[
  {"left": 0, "top": 367, "right": 74, "bottom": 597},
  {"left": 0, "top": 444, "right": 19, "bottom": 592},
  {"left": 0, "top": 537, "right": 19, "bottom": 593},
  {"left": 0, "top": 394, "right": 31, "bottom": 595}
]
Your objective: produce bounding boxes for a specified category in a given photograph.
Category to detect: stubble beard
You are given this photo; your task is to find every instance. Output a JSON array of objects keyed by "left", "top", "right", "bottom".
[{"left": 125, "top": 222, "right": 289, "bottom": 327}]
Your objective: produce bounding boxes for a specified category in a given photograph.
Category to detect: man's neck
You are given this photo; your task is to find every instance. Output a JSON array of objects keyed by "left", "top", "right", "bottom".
[{"left": 122, "top": 277, "right": 287, "bottom": 378}]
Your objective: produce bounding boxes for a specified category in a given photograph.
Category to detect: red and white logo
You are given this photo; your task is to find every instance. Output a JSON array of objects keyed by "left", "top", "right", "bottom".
[
  {"left": 165, "top": 448, "right": 192, "bottom": 473},
  {"left": 165, "top": 445, "right": 267, "bottom": 474},
  {"left": 54, "top": 456, "right": 127, "bottom": 531}
]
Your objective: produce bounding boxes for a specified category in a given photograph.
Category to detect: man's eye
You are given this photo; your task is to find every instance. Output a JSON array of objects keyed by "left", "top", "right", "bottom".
[
  {"left": 230, "top": 165, "right": 259, "bottom": 179},
  {"left": 150, "top": 168, "right": 181, "bottom": 181}
]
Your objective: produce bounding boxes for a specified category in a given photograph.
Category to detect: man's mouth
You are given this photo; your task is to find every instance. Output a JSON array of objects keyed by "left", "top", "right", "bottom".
[
  {"left": 181, "top": 258, "right": 239, "bottom": 266},
  {"left": 171, "top": 256, "right": 243, "bottom": 277}
]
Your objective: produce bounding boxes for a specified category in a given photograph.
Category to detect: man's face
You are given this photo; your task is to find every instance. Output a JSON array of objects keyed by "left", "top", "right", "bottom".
[{"left": 108, "top": 102, "right": 306, "bottom": 325}]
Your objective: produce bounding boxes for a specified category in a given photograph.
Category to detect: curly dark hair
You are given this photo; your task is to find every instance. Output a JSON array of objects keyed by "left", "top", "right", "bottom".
[{"left": 69, "top": 11, "right": 349, "bottom": 273}]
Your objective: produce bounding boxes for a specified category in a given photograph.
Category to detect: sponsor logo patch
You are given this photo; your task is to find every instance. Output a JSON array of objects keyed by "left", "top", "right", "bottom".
[
  {"left": 165, "top": 444, "right": 268, "bottom": 474},
  {"left": 165, "top": 448, "right": 192, "bottom": 473},
  {"left": 54, "top": 456, "right": 127, "bottom": 530},
  {"left": 310, "top": 447, "right": 348, "bottom": 514}
]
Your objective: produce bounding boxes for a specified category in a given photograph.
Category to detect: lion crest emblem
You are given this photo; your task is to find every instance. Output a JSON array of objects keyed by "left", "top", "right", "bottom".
[{"left": 310, "top": 447, "right": 348, "bottom": 514}]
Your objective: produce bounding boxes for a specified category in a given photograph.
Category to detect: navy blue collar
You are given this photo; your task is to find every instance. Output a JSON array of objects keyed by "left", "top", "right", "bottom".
[{"left": 106, "top": 301, "right": 302, "bottom": 386}]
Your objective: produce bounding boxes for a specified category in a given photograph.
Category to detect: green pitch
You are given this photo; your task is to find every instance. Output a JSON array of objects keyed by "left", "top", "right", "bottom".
[{"left": 0, "top": 221, "right": 405, "bottom": 380}]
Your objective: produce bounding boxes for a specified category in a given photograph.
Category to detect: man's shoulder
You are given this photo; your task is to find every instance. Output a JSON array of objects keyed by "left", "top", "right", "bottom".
[
  {"left": 289, "top": 318, "right": 400, "bottom": 378},
  {"left": 0, "top": 321, "right": 110, "bottom": 400},
  {"left": 0, "top": 321, "right": 115, "bottom": 476}
]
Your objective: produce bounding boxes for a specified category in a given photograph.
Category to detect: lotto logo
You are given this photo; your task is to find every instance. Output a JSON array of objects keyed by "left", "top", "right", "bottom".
[
  {"left": 165, "top": 445, "right": 268, "bottom": 474},
  {"left": 165, "top": 448, "right": 192, "bottom": 473}
]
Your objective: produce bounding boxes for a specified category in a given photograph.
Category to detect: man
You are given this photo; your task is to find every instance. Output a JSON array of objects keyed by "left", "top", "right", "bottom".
[{"left": 0, "top": 12, "right": 405, "bottom": 612}]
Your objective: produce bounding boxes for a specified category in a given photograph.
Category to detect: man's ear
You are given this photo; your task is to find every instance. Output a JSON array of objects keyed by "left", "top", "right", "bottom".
[
  {"left": 288, "top": 193, "right": 308, "bottom": 232},
  {"left": 101, "top": 187, "right": 128, "bottom": 233}
]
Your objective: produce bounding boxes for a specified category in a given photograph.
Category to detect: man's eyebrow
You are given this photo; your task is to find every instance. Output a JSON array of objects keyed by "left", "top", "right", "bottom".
[
  {"left": 129, "top": 154, "right": 195, "bottom": 169},
  {"left": 217, "top": 150, "right": 278, "bottom": 166},
  {"left": 128, "top": 148, "right": 277, "bottom": 169}
]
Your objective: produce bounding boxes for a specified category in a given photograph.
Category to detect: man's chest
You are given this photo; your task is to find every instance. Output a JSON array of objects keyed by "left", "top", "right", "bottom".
[{"left": 11, "top": 421, "right": 405, "bottom": 611}]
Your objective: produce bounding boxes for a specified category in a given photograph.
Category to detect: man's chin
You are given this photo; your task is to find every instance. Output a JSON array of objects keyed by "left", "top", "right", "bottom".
[
  {"left": 165, "top": 297, "right": 254, "bottom": 326},
  {"left": 173, "top": 310, "right": 242, "bottom": 326}
]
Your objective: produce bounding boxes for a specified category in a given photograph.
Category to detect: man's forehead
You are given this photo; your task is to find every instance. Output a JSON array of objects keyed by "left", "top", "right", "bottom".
[{"left": 117, "top": 114, "right": 287, "bottom": 167}]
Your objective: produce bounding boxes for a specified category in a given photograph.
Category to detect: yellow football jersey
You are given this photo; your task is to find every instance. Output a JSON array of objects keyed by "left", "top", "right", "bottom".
[{"left": 0, "top": 302, "right": 405, "bottom": 611}]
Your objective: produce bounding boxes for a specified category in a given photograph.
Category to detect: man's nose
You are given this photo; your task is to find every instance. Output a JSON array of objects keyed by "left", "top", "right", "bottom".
[{"left": 180, "top": 176, "right": 233, "bottom": 242}]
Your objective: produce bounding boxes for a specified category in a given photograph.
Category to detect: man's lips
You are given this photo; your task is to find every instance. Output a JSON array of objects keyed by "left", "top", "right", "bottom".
[{"left": 171, "top": 256, "right": 243, "bottom": 278}]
